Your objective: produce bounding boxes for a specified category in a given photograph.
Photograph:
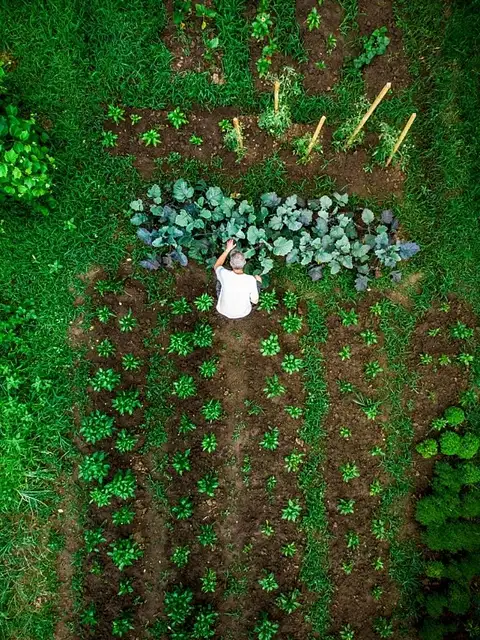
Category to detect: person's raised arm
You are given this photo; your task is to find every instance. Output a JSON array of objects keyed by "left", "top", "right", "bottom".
[{"left": 213, "top": 239, "right": 236, "bottom": 271}]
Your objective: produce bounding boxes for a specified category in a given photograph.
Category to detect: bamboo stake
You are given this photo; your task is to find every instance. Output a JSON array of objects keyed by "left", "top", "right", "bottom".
[
  {"left": 305, "top": 115, "right": 326, "bottom": 157},
  {"left": 346, "top": 82, "right": 392, "bottom": 147},
  {"left": 274, "top": 81, "right": 280, "bottom": 113},
  {"left": 386, "top": 112, "right": 416, "bottom": 167},
  {"left": 232, "top": 117, "right": 243, "bottom": 149}
]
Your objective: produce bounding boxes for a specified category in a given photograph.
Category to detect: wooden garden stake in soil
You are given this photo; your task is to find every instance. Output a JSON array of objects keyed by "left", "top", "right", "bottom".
[
  {"left": 347, "top": 82, "right": 392, "bottom": 147},
  {"left": 306, "top": 115, "right": 326, "bottom": 157},
  {"left": 386, "top": 112, "right": 417, "bottom": 166},
  {"left": 274, "top": 80, "right": 280, "bottom": 113},
  {"left": 232, "top": 117, "right": 243, "bottom": 149}
]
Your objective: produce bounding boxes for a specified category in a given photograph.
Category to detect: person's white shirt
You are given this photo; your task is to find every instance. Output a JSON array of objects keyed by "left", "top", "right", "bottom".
[{"left": 215, "top": 266, "right": 259, "bottom": 319}]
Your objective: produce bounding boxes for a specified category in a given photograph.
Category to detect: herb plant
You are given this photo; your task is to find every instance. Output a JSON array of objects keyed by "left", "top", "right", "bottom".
[
  {"left": 112, "top": 506, "right": 135, "bottom": 526},
  {"left": 261, "top": 520, "right": 275, "bottom": 537},
  {"left": 450, "top": 321, "right": 474, "bottom": 340},
  {"left": 201, "top": 399, "right": 222, "bottom": 422},
  {"left": 79, "top": 452, "right": 110, "bottom": 483},
  {"left": 80, "top": 411, "right": 114, "bottom": 444},
  {"left": 115, "top": 429, "right": 138, "bottom": 453},
  {"left": 281, "top": 354, "right": 303, "bottom": 374},
  {"left": 107, "top": 537, "right": 143, "bottom": 570},
  {"left": 260, "top": 427, "right": 279, "bottom": 451},
  {"left": 91, "top": 367, "right": 120, "bottom": 392},
  {"left": 281, "top": 498, "right": 302, "bottom": 522},
  {"left": 284, "top": 450, "right": 305, "bottom": 472},
  {"left": 258, "top": 290, "right": 279, "bottom": 314},
  {"left": 172, "top": 449, "right": 191, "bottom": 475},
  {"left": 199, "top": 358, "right": 218, "bottom": 378},
  {"left": 189, "top": 134, "right": 203, "bottom": 146},
  {"left": 171, "top": 297, "right": 191, "bottom": 315},
  {"left": 112, "top": 613, "right": 134, "bottom": 637},
  {"left": 260, "top": 333, "right": 281, "bottom": 356},
  {"left": 201, "top": 568, "right": 217, "bottom": 593},
  {"left": 339, "top": 345, "right": 352, "bottom": 360},
  {"left": 339, "top": 625, "right": 355, "bottom": 640},
  {"left": 306, "top": 7, "right": 321, "bottom": 30},
  {"left": 281, "top": 542, "right": 296, "bottom": 557},
  {"left": 264, "top": 375, "right": 286, "bottom": 398},
  {"left": 118, "top": 310, "right": 137, "bottom": 332},
  {"left": 118, "top": 578, "right": 134, "bottom": 596},
  {"left": 360, "top": 329, "right": 378, "bottom": 345},
  {"left": 373, "top": 617, "right": 394, "bottom": 638},
  {"left": 280, "top": 313, "right": 303, "bottom": 334},
  {"left": 168, "top": 107, "right": 188, "bottom": 129},
  {"left": 97, "top": 339, "right": 115, "bottom": 357},
  {"left": 372, "top": 585, "right": 383, "bottom": 601},
  {"left": 339, "top": 309, "right": 358, "bottom": 326},
  {"left": 201, "top": 433, "right": 217, "bottom": 453},
  {"left": 107, "top": 104, "right": 125, "bottom": 124},
  {"left": 84, "top": 527, "right": 106, "bottom": 553},
  {"left": 197, "top": 524, "right": 217, "bottom": 547},
  {"left": 178, "top": 414, "right": 196, "bottom": 436},
  {"left": 112, "top": 389, "right": 142, "bottom": 415},
  {"left": 173, "top": 374, "right": 197, "bottom": 399},
  {"left": 168, "top": 332, "right": 194, "bottom": 356},
  {"left": 197, "top": 472, "right": 219, "bottom": 498},
  {"left": 108, "top": 469, "right": 136, "bottom": 500},
  {"left": 130, "top": 113, "right": 142, "bottom": 124},
  {"left": 122, "top": 354, "right": 142, "bottom": 371},
  {"left": 171, "top": 546, "right": 190, "bottom": 568},
  {"left": 354, "top": 27, "right": 390, "bottom": 69},
  {"left": 258, "top": 572, "right": 278, "bottom": 592},
  {"left": 285, "top": 405, "right": 303, "bottom": 419},
  {"left": 346, "top": 530, "right": 360, "bottom": 549},
  {"left": 140, "top": 129, "right": 161, "bottom": 146},
  {"left": 101, "top": 130, "right": 118, "bottom": 148},
  {"left": 97, "top": 306, "right": 114, "bottom": 323},
  {"left": 340, "top": 462, "right": 360, "bottom": 482},
  {"left": 194, "top": 293, "right": 214, "bottom": 311},
  {"left": 337, "top": 498, "right": 355, "bottom": 515},
  {"left": 283, "top": 291, "right": 298, "bottom": 309},
  {"left": 172, "top": 496, "right": 194, "bottom": 520},
  {"left": 364, "top": 361, "right": 383, "bottom": 380}
]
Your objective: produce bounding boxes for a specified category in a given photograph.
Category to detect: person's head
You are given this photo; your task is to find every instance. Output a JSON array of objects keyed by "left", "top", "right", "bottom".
[{"left": 230, "top": 250, "right": 246, "bottom": 272}]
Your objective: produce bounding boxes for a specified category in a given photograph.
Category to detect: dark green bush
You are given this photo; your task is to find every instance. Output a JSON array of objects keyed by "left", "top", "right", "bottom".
[
  {"left": 416, "top": 493, "right": 461, "bottom": 526},
  {"left": 423, "top": 522, "right": 480, "bottom": 552},
  {"left": 458, "top": 433, "right": 480, "bottom": 459},
  {"left": 420, "top": 619, "right": 457, "bottom": 640},
  {"left": 447, "top": 582, "right": 471, "bottom": 615},
  {"left": 439, "top": 431, "right": 461, "bottom": 456},
  {"left": 425, "top": 593, "right": 447, "bottom": 619},
  {"left": 444, "top": 406, "right": 465, "bottom": 426}
]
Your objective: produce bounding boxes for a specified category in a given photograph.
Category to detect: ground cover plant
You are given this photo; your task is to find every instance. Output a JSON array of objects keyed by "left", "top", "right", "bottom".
[{"left": 0, "top": 0, "right": 479, "bottom": 639}]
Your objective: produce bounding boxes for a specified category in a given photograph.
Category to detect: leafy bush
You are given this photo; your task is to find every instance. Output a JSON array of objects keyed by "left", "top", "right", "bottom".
[
  {"left": 416, "top": 439, "right": 438, "bottom": 458},
  {"left": 131, "top": 181, "right": 419, "bottom": 287},
  {"left": 353, "top": 27, "right": 390, "bottom": 70},
  {"left": 440, "top": 431, "right": 461, "bottom": 456},
  {"left": 0, "top": 64, "right": 55, "bottom": 213},
  {"left": 444, "top": 406, "right": 465, "bottom": 426}
]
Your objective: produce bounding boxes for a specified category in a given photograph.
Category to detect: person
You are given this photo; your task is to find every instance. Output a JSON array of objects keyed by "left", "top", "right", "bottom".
[{"left": 213, "top": 239, "right": 262, "bottom": 319}]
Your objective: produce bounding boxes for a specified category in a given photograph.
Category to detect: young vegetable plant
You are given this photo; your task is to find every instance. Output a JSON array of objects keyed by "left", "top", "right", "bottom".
[
  {"left": 201, "top": 568, "right": 217, "bottom": 593},
  {"left": 258, "top": 572, "right": 278, "bottom": 592},
  {"left": 97, "top": 339, "right": 115, "bottom": 357},
  {"left": 112, "top": 389, "right": 142, "bottom": 415},
  {"left": 284, "top": 450, "right": 305, "bottom": 473},
  {"left": 306, "top": 7, "right": 321, "bottom": 30},
  {"left": 342, "top": 561, "right": 354, "bottom": 575},
  {"left": 194, "top": 293, "right": 214, "bottom": 311},
  {"left": 261, "top": 520, "right": 275, "bottom": 537},
  {"left": 197, "top": 471, "right": 219, "bottom": 498},
  {"left": 281, "top": 498, "right": 302, "bottom": 522},
  {"left": 339, "top": 625, "right": 355, "bottom": 640},
  {"left": 251, "top": 12, "right": 273, "bottom": 39},
  {"left": 354, "top": 27, "right": 390, "bottom": 70},
  {"left": 364, "top": 361, "right": 383, "bottom": 380},
  {"left": 118, "top": 578, "right": 134, "bottom": 596},
  {"left": 168, "top": 332, "right": 194, "bottom": 356},
  {"left": 101, "top": 130, "right": 118, "bottom": 148},
  {"left": 258, "top": 290, "right": 279, "bottom": 314},
  {"left": 84, "top": 527, "right": 106, "bottom": 553},
  {"left": 450, "top": 321, "right": 474, "bottom": 340},
  {"left": 360, "top": 329, "right": 378, "bottom": 345},
  {"left": 340, "top": 462, "right": 360, "bottom": 483},
  {"left": 91, "top": 368, "right": 121, "bottom": 392},
  {"left": 173, "top": 374, "right": 197, "bottom": 399},
  {"left": 285, "top": 405, "right": 303, "bottom": 419},
  {"left": 112, "top": 506, "right": 135, "bottom": 526},
  {"left": 140, "top": 129, "right": 161, "bottom": 146},
  {"left": 264, "top": 375, "right": 286, "bottom": 398},
  {"left": 373, "top": 557, "right": 384, "bottom": 571},
  {"left": 80, "top": 411, "right": 114, "bottom": 444},
  {"left": 193, "top": 322, "right": 214, "bottom": 348},
  {"left": 178, "top": 413, "right": 196, "bottom": 436},
  {"left": 108, "top": 469, "right": 136, "bottom": 500},
  {"left": 458, "top": 352, "right": 474, "bottom": 367},
  {"left": 89, "top": 487, "right": 112, "bottom": 508},
  {"left": 171, "top": 546, "right": 190, "bottom": 568},
  {"left": 260, "top": 333, "right": 281, "bottom": 356},
  {"left": 345, "top": 530, "right": 360, "bottom": 549},
  {"left": 118, "top": 309, "right": 137, "bottom": 332},
  {"left": 189, "top": 134, "right": 203, "bottom": 146},
  {"left": 292, "top": 134, "right": 322, "bottom": 164},
  {"left": 112, "top": 613, "right": 134, "bottom": 637},
  {"left": 122, "top": 354, "right": 142, "bottom": 371},
  {"left": 326, "top": 33, "right": 337, "bottom": 53},
  {"left": 281, "top": 542, "right": 296, "bottom": 557},
  {"left": 260, "top": 427, "right": 280, "bottom": 451},
  {"left": 197, "top": 524, "right": 217, "bottom": 547},
  {"left": 97, "top": 305, "right": 115, "bottom": 323},
  {"left": 338, "top": 379, "right": 355, "bottom": 394},
  {"left": 283, "top": 291, "right": 298, "bottom": 310},
  {"left": 353, "top": 393, "right": 382, "bottom": 420},
  {"left": 130, "top": 113, "right": 142, "bottom": 125},
  {"left": 167, "top": 108, "right": 189, "bottom": 129},
  {"left": 171, "top": 496, "right": 194, "bottom": 520},
  {"left": 171, "top": 297, "right": 191, "bottom": 315},
  {"left": 254, "top": 614, "right": 279, "bottom": 640},
  {"left": 202, "top": 433, "right": 217, "bottom": 453},
  {"left": 372, "top": 585, "right": 383, "bottom": 601},
  {"left": 280, "top": 313, "right": 303, "bottom": 334},
  {"left": 373, "top": 617, "right": 394, "bottom": 638},
  {"left": 107, "top": 104, "right": 125, "bottom": 124},
  {"left": 276, "top": 589, "right": 301, "bottom": 614},
  {"left": 107, "top": 537, "right": 143, "bottom": 570},
  {"left": 339, "top": 309, "right": 358, "bottom": 326},
  {"left": 201, "top": 399, "right": 223, "bottom": 422},
  {"left": 337, "top": 498, "right": 355, "bottom": 515},
  {"left": 369, "top": 479, "right": 383, "bottom": 496},
  {"left": 172, "top": 449, "right": 191, "bottom": 475},
  {"left": 115, "top": 430, "right": 138, "bottom": 453},
  {"left": 339, "top": 426, "right": 352, "bottom": 439},
  {"left": 79, "top": 452, "right": 110, "bottom": 483},
  {"left": 339, "top": 345, "right": 352, "bottom": 360},
  {"left": 281, "top": 354, "right": 303, "bottom": 374},
  {"left": 371, "top": 519, "right": 388, "bottom": 540},
  {"left": 245, "top": 399, "right": 263, "bottom": 415}
]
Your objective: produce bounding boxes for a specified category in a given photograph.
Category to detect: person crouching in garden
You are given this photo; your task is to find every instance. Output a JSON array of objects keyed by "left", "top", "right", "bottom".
[{"left": 213, "top": 239, "right": 262, "bottom": 319}]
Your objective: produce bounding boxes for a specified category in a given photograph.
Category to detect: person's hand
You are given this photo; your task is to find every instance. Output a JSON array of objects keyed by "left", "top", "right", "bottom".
[
  {"left": 254, "top": 275, "right": 262, "bottom": 282},
  {"left": 226, "top": 239, "right": 236, "bottom": 252}
]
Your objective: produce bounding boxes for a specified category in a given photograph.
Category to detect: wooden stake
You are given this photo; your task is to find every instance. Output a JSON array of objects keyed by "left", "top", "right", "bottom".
[
  {"left": 386, "top": 112, "right": 416, "bottom": 167},
  {"left": 346, "top": 82, "right": 392, "bottom": 147},
  {"left": 232, "top": 117, "right": 243, "bottom": 149},
  {"left": 274, "top": 81, "right": 280, "bottom": 114},
  {"left": 305, "top": 115, "right": 326, "bottom": 157}
]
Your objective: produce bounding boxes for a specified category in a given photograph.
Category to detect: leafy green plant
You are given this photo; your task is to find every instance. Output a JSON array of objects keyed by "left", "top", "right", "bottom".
[
  {"left": 373, "top": 616, "right": 394, "bottom": 638},
  {"left": 364, "top": 360, "right": 383, "bottom": 380},
  {"left": 245, "top": 399, "right": 263, "bottom": 415},
  {"left": 444, "top": 406, "right": 465, "bottom": 426},
  {"left": 283, "top": 291, "right": 298, "bottom": 310},
  {"left": 84, "top": 527, "right": 106, "bottom": 553},
  {"left": 112, "top": 506, "right": 135, "bottom": 527},
  {"left": 360, "top": 329, "right": 378, "bottom": 345},
  {"left": 260, "top": 333, "right": 281, "bottom": 356},
  {"left": 339, "top": 345, "right": 352, "bottom": 360},
  {"left": 254, "top": 613, "right": 279, "bottom": 640},
  {"left": 251, "top": 12, "right": 273, "bottom": 40},
  {"left": 276, "top": 589, "right": 301, "bottom": 614},
  {"left": 168, "top": 331, "right": 194, "bottom": 356},
  {"left": 281, "top": 354, "right": 303, "bottom": 374},
  {"left": 450, "top": 321, "right": 474, "bottom": 340},
  {"left": 346, "top": 530, "right": 360, "bottom": 549},
  {"left": 108, "top": 469, "right": 136, "bottom": 500},
  {"left": 201, "top": 399, "right": 223, "bottom": 422},
  {"left": 172, "top": 449, "right": 191, "bottom": 475},
  {"left": 428, "top": 327, "right": 441, "bottom": 337},
  {"left": 115, "top": 429, "right": 138, "bottom": 453},
  {"left": 339, "top": 308, "right": 359, "bottom": 326},
  {"left": 416, "top": 439, "right": 438, "bottom": 458},
  {"left": 140, "top": 129, "right": 161, "bottom": 146},
  {"left": 306, "top": 7, "right": 321, "bottom": 30},
  {"left": 130, "top": 113, "right": 142, "bottom": 125},
  {"left": 280, "top": 313, "right": 303, "bottom": 334},
  {"left": 173, "top": 374, "right": 197, "bottom": 399},
  {"left": 193, "top": 322, "right": 214, "bottom": 348},
  {"left": 119, "top": 309, "right": 137, "bottom": 332},
  {"left": 326, "top": 33, "right": 337, "bottom": 53},
  {"left": 258, "top": 290, "right": 279, "bottom": 314},
  {"left": 80, "top": 411, "right": 114, "bottom": 444},
  {"left": 201, "top": 568, "right": 217, "bottom": 593},
  {"left": 420, "top": 353, "right": 433, "bottom": 365},
  {"left": 315, "top": 59, "right": 326, "bottom": 70},
  {"left": 353, "top": 393, "right": 382, "bottom": 420},
  {"left": 284, "top": 450, "right": 305, "bottom": 473},
  {"left": 340, "top": 462, "right": 360, "bottom": 482},
  {"left": 264, "top": 375, "right": 286, "bottom": 398},
  {"left": 91, "top": 367, "right": 120, "bottom": 392},
  {"left": 197, "top": 471, "right": 219, "bottom": 498},
  {"left": 281, "top": 542, "right": 296, "bottom": 557},
  {"left": 80, "top": 603, "right": 97, "bottom": 626},
  {"left": 108, "top": 537, "right": 143, "bottom": 570},
  {"left": 171, "top": 545, "right": 190, "bottom": 568},
  {"left": 112, "top": 613, "right": 134, "bottom": 637},
  {"left": 457, "top": 352, "right": 474, "bottom": 367},
  {"left": 372, "top": 585, "right": 383, "bottom": 601},
  {"left": 172, "top": 496, "right": 194, "bottom": 520},
  {"left": 338, "top": 380, "right": 355, "bottom": 394},
  {"left": 339, "top": 625, "right": 355, "bottom": 640},
  {"left": 197, "top": 523, "right": 217, "bottom": 548},
  {"left": 282, "top": 498, "right": 302, "bottom": 522},
  {"left": 194, "top": 293, "right": 214, "bottom": 312},
  {"left": 337, "top": 498, "right": 355, "bottom": 515},
  {"left": 101, "top": 130, "right": 118, "bottom": 147},
  {"left": 122, "top": 354, "right": 142, "bottom": 372},
  {"left": 171, "top": 297, "right": 191, "bottom": 315},
  {"left": 79, "top": 452, "right": 110, "bottom": 483},
  {"left": 97, "top": 339, "right": 115, "bottom": 357},
  {"left": 97, "top": 305, "right": 115, "bottom": 323},
  {"left": 118, "top": 578, "right": 134, "bottom": 596},
  {"left": 178, "top": 413, "right": 196, "bottom": 436},
  {"left": 369, "top": 479, "right": 383, "bottom": 496},
  {"left": 258, "top": 572, "right": 278, "bottom": 592},
  {"left": 107, "top": 104, "right": 125, "bottom": 124},
  {"left": 89, "top": 487, "right": 112, "bottom": 508},
  {"left": 199, "top": 358, "right": 218, "bottom": 379},
  {"left": 342, "top": 561, "right": 354, "bottom": 575},
  {"left": 164, "top": 586, "right": 193, "bottom": 626},
  {"left": 260, "top": 427, "right": 280, "bottom": 451},
  {"left": 372, "top": 519, "right": 388, "bottom": 540},
  {"left": 431, "top": 417, "right": 448, "bottom": 431},
  {"left": 261, "top": 520, "right": 275, "bottom": 537},
  {"left": 370, "top": 445, "right": 385, "bottom": 457},
  {"left": 292, "top": 133, "right": 322, "bottom": 164},
  {"left": 340, "top": 426, "right": 352, "bottom": 439},
  {"left": 112, "top": 389, "right": 142, "bottom": 415},
  {"left": 201, "top": 433, "right": 217, "bottom": 453},
  {"left": 189, "top": 134, "right": 203, "bottom": 146},
  {"left": 438, "top": 354, "right": 451, "bottom": 366},
  {"left": 354, "top": 27, "right": 390, "bottom": 69},
  {"left": 222, "top": 119, "right": 246, "bottom": 159},
  {"left": 285, "top": 405, "right": 303, "bottom": 419},
  {"left": 373, "top": 557, "right": 384, "bottom": 571}
]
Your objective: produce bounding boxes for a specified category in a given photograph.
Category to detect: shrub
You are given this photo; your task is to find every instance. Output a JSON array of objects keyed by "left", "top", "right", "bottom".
[
  {"left": 416, "top": 439, "right": 438, "bottom": 458},
  {"left": 440, "top": 432, "right": 461, "bottom": 456},
  {"left": 416, "top": 493, "right": 461, "bottom": 526},
  {"left": 444, "top": 406, "right": 465, "bottom": 426},
  {"left": 458, "top": 433, "right": 480, "bottom": 459},
  {"left": 423, "top": 522, "right": 480, "bottom": 552}
]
